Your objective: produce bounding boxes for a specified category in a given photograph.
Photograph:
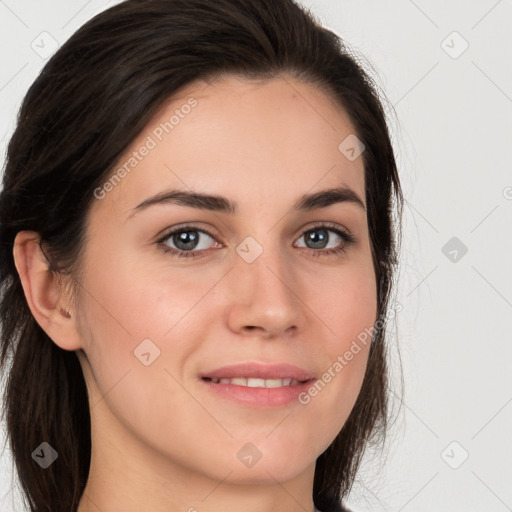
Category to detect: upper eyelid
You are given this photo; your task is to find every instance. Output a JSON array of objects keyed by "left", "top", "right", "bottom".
[{"left": 156, "top": 223, "right": 217, "bottom": 242}]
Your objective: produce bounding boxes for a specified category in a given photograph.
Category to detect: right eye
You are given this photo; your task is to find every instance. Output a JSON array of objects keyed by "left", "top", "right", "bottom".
[{"left": 157, "top": 225, "right": 221, "bottom": 259}]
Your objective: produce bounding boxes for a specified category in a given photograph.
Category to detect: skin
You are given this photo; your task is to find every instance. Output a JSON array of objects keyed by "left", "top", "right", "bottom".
[{"left": 13, "top": 74, "right": 377, "bottom": 512}]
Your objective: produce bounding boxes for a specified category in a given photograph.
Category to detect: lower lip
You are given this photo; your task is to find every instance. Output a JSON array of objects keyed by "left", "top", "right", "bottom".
[{"left": 200, "top": 378, "right": 315, "bottom": 408}]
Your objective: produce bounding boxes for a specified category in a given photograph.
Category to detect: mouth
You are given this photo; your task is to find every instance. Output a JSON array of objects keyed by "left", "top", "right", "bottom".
[
  {"left": 199, "top": 361, "right": 315, "bottom": 381},
  {"left": 201, "top": 376, "right": 311, "bottom": 387},
  {"left": 198, "top": 362, "right": 316, "bottom": 408}
]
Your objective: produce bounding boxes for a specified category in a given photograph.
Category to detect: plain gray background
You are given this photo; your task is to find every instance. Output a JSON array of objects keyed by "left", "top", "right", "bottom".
[{"left": 1, "top": 1, "right": 511, "bottom": 511}]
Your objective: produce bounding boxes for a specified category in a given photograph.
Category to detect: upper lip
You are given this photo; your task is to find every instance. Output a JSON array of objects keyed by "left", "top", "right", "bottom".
[{"left": 199, "top": 362, "right": 315, "bottom": 381}]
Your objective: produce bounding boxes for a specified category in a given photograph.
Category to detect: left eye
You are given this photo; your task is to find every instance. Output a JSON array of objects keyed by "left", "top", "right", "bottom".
[
  {"left": 295, "top": 227, "right": 349, "bottom": 251},
  {"left": 157, "top": 224, "right": 356, "bottom": 259}
]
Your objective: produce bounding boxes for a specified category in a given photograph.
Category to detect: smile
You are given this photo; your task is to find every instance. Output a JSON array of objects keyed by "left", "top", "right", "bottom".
[{"left": 202, "top": 377, "right": 307, "bottom": 387}]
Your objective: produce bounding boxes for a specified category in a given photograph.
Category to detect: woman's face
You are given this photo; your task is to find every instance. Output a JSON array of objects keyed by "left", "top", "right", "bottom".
[{"left": 74, "top": 74, "right": 377, "bottom": 487}]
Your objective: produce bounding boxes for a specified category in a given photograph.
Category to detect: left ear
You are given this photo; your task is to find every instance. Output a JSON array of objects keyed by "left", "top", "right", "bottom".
[{"left": 12, "top": 230, "right": 83, "bottom": 351}]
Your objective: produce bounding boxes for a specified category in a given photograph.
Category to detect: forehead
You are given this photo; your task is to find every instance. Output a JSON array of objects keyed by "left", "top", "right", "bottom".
[{"left": 92, "top": 73, "right": 366, "bottom": 219}]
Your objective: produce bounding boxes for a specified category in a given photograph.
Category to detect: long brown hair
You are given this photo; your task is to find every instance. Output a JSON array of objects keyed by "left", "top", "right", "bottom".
[{"left": 0, "top": 1, "right": 404, "bottom": 511}]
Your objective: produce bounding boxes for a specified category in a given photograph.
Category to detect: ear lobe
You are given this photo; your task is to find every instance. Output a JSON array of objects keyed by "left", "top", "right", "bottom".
[{"left": 12, "top": 230, "right": 83, "bottom": 351}]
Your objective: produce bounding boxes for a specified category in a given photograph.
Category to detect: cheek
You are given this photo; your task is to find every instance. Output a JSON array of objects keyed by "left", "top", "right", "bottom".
[
  {"left": 75, "top": 246, "right": 222, "bottom": 405},
  {"left": 78, "top": 245, "right": 201, "bottom": 344},
  {"left": 313, "top": 258, "right": 378, "bottom": 355},
  {"left": 297, "top": 262, "right": 377, "bottom": 438},
  {"left": 74, "top": 254, "right": 200, "bottom": 448}
]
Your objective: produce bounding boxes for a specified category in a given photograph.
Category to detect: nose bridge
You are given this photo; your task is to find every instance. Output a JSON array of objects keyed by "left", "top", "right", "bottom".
[
  {"left": 237, "top": 232, "right": 291, "bottom": 291},
  {"left": 226, "top": 233, "right": 301, "bottom": 335}
]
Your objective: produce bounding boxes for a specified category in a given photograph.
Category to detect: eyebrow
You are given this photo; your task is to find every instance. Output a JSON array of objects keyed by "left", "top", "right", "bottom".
[{"left": 127, "top": 185, "right": 366, "bottom": 219}]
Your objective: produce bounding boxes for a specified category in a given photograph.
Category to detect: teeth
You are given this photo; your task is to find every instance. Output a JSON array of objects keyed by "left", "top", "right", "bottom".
[
  {"left": 207, "top": 377, "right": 303, "bottom": 387},
  {"left": 247, "top": 378, "right": 265, "bottom": 387},
  {"left": 265, "top": 378, "right": 285, "bottom": 388}
]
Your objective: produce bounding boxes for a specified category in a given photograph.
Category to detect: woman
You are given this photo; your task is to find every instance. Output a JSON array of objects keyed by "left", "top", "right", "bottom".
[{"left": 0, "top": 1, "right": 404, "bottom": 511}]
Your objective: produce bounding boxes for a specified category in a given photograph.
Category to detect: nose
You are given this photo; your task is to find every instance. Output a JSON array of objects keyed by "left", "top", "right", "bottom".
[{"left": 225, "top": 242, "right": 303, "bottom": 339}]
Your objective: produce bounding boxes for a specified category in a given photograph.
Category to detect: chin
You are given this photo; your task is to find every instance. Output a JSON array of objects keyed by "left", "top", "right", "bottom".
[
  {"left": 223, "top": 458, "right": 313, "bottom": 485},
  {"left": 231, "top": 442, "right": 315, "bottom": 483}
]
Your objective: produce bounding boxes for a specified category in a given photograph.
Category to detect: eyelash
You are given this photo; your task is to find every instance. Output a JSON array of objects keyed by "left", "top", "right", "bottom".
[{"left": 156, "top": 222, "right": 356, "bottom": 260}]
